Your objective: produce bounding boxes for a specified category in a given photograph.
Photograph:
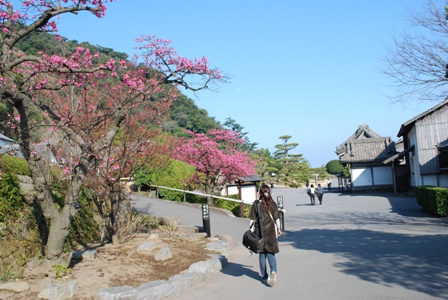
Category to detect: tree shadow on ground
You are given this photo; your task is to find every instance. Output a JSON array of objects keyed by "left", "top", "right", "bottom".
[{"left": 281, "top": 228, "right": 448, "bottom": 298}]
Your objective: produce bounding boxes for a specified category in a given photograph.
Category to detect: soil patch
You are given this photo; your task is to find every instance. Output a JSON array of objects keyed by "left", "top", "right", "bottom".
[{"left": 0, "top": 233, "right": 213, "bottom": 300}]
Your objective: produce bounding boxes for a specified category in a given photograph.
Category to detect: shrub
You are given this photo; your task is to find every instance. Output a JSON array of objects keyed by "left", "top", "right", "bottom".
[
  {"left": 186, "top": 193, "right": 206, "bottom": 203},
  {"left": 0, "top": 168, "right": 41, "bottom": 279},
  {"left": 0, "top": 172, "right": 26, "bottom": 223},
  {"left": 416, "top": 185, "right": 448, "bottom": 217},
  {"left": 213, "top": 194, "right": 252, "bottom": 218},
  {"left": 67, "top": 188, "right": 101, "bottom": 247},
  {"left": 325, "top": 160, "right": 344, "bottom": 175},
  {"left": 2, "top": 155, "right": 31, "bottom": 176},
  {"left": 133, "top": 158, "right": 195, "bottom": 201}
]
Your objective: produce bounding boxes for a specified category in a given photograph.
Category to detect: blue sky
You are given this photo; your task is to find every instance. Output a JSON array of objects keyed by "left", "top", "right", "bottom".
[{"left": 33, "top": 0, "right": 440, "bottom": 167}]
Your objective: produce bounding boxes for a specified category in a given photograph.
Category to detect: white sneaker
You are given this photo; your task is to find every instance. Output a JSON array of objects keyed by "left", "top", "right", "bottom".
[{"left": 267, "top": 271, "right": 276, "bottom": 287}]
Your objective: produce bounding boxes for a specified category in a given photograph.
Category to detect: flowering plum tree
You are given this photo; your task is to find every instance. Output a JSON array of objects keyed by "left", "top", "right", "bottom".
[
  {"left": 0, "top": 0, "right": 223, "bottom": 264},
  {"left": 175, "top": 129, "right": 255, "bottom": 205}
]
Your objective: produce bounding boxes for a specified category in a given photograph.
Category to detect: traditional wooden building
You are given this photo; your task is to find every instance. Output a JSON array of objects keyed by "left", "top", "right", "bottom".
[
  {"left": 392, "top": 99, "right": 448, "bottom": 188},
  {"left": 336, "top": 124, "right": 398, "bottom": 192}
]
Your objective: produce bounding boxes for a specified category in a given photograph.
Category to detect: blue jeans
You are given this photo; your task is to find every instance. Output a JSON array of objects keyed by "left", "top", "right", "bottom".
[{"left": 259, "top": 252, "right": 277, "bottom": 279}]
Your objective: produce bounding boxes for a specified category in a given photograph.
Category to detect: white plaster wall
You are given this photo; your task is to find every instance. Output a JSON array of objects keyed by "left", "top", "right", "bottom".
[
  {"left": 372, "top": 166, "right": 393, "bottom": 185},
  {"left": 422, "top": 175, "right": 438, "bottom": 186},
  {"left": 352, "top": 168, "right": 372, "bottom": 187},
  {"left": 438, "top": 174, "right": 448, "bottom": 187}
]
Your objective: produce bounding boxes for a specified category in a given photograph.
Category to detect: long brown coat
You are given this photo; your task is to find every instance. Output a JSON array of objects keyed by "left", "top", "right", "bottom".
[{"left": 249, "top": 200, "right": 280, "bottom": 254}]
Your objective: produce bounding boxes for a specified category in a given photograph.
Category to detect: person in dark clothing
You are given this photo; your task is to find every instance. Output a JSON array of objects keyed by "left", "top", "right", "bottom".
[
  {"left": 307, "top": 184, "right": 316, "bottom": 205},
  {"left": 249, "top": 184, "right": 281, "bottom": 287},
  {"left": 327, "top": 179, "right": 332, "bottom": 191},
  {"left": 316, "top": 183, "right": 324, "bottom": 205}
]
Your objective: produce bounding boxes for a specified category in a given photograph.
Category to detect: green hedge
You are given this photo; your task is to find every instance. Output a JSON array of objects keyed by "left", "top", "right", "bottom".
[{"left": 416, "top": 185, "right": 448, "bottom": 217}]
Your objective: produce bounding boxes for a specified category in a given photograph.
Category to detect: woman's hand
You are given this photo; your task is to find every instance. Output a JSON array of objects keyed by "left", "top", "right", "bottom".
[{"left": 277, "top": 229, "right": 282, "bottom": 237}]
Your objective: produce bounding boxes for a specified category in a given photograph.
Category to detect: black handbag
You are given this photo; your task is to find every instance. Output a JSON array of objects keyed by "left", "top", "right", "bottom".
[{"left": 242, "top": 201, "right": 264, "bottom": 253}]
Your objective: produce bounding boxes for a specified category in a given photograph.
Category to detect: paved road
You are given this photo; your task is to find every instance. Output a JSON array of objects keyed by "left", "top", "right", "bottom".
[{"left": 131, "top": 188, "right": 448, "bottom": 300}]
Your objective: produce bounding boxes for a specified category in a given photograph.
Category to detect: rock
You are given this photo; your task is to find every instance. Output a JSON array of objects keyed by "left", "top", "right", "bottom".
[
  {"left": 71, "top": 249, "right": 96, "bottom": 260},
  {"left": 97, "top": 286, "right": 137, "bottom": 300},
  {"left": 205, "top": 240, "right": 230, "bottom": 258},
  {"left": 147, "top": 233, "right": 159, "bottom": 240},
  {"left": 17, "top": 175, "right": 33, "bottom": 184},
  {"left": 19, "top": 182, "right": 35, "bottom": 194},
  {"left": 177, "top": 225, "right": 198, "bottom": 234},
  {"left": 179, "top": 232, "right": 207, "bottom": 242},
  {"left": 215, "top": 234, "right": 234, "bottom": 248},
  {"left": 0, "top": 281, "right": 30, "bottom": 293},
  {"left": 154, "top": 245, "right": 172, "bottom": 261},
  {"left": 136, "top": 242, "right": 157, "bottom": 252},
  {"left": 37, "top": 280, "right": 78, "bottom": 300}
]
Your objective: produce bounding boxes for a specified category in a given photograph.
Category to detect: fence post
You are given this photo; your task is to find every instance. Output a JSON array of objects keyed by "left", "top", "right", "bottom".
[
  {"left": 277, "top": 196, "right": 285, "bottom": 230},
  {"left": 202, "top": 204, "right": 211, "bottom": 237}
]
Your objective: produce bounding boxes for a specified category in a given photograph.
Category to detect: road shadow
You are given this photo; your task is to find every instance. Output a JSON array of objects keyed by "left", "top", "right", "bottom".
[
  {"left": 220, "top": 262, "right": 261, "bottom": 280},
  {"left": 281, "top": 228, "right": 448, "bottom": 298}
]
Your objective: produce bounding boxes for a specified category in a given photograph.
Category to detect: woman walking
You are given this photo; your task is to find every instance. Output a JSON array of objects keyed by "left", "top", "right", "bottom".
[
  {"left": 308, "top": 184, "right": 316, "bottom": 205},
  {"left": 249, "top": 184, "right": 282, "bottom": 286}
]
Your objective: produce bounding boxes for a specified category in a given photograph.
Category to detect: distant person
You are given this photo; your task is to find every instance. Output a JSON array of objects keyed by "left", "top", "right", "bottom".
[
  {"left": 306, "top": 180, "right": 310, "bottom": 191},
  {"left": 249, "top": 184, "right": 281, "bottom": 287},
  {"left": 271, "top": 183, "right": 274, "bottom": 189},
  {"left": 316, "top": 183, "right": 324, "bottom": 205},
  {"left": 327, "top": 179, "right": 332, "bottom": 191},
  {"left": 307, "top": 184, "right": 316, "bottom": 206}
]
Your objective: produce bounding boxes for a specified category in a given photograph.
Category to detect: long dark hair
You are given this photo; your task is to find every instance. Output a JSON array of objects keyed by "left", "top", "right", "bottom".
[{"left": 259, "top": 184, "right": 273, "bottom": 213}]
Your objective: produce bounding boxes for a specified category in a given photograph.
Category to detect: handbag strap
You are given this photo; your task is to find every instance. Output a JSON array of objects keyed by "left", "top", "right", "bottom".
[{"left": 257, "top": 200, "right": 264, "bottom": 238}]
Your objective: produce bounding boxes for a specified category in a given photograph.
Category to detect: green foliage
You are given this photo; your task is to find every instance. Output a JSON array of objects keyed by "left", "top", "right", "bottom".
[
  {"left": 325, "top": 160, "right": 344, "bottom": 174},
  {"left": 0, "top": 101, "right": 7, "bottom": 123},
  {"left": 16, "top": 25, "right": 128, "bottom": 61},
  {"left": 223, "top": 117, "right": 257, "bottom": 151},
  {"left": 273, "top": 135, "right": 306, "bottom": 186},
  {"left": 0, "top": 172, "right": 25, "bottom": 223},
  {"left": 2, "top": 155, "right": 31, "bottom": 176},
  {"left": 416, "top": 186, "right": 448, "bottom": 217},
  {"left": 134, "top": 158, "right": 196, "bottom": 201},
  {"left": 52, "top": 264, "right": 71, "bottom": 279},
  {"left": 185, "top": 193, "right": 206, "bottom": 204},
  {"left": 251, "top": 148, "right": 280, "bottom": 182},
  {"left": 213, "top": 195, "right": 251, "bottom": 218},
  {"left": 0, "top": 160, "right": 41, "bottom": 279},
  {"left": 0, "top": 265, "right": 20, "bottom": 281},
  {"left": 166, "top": 94, "right": 221, "bottom": 135},
  {"left": 67, "top": 189, "right": 100, "bottom": 246}
]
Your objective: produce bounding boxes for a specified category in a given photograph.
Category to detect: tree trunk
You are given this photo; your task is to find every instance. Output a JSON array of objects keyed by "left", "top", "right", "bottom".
[
  {"left": 206, "top": 196, "right": 212, "bottom": 206},
  {"left": 110, "top": 190, "right": 120, "bottom": 246},
  {"left": 45, "top": 206, "right": 71, "bottom": 266}
]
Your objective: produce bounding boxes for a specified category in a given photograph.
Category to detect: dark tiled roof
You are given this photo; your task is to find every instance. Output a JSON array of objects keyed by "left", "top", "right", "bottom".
[
  {"left": 336, "top": 124, "right": 397, "bottom": 163},
  {"left": 236, "top": 175, "right": 263, "bottom": 182},
  {"left": 397, "top": 98, "right": 448, "bottom": 137},
  {"left": 0, "top": 133, "right": 14, "bottom": 143},
  {"left": 338, "top": 138, "right": 396, "bottom": 163},
  {"left": 336, "top": 123, "right": 382, "bottom": 153}
]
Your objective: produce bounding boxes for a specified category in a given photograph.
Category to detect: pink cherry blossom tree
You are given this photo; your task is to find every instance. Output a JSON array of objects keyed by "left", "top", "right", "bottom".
[
  {"left": 175, "top": 129, "right": 255, "bottom": 205},
  {"left": 0, "top": 0, "right": 223, "bottom": 264}
]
